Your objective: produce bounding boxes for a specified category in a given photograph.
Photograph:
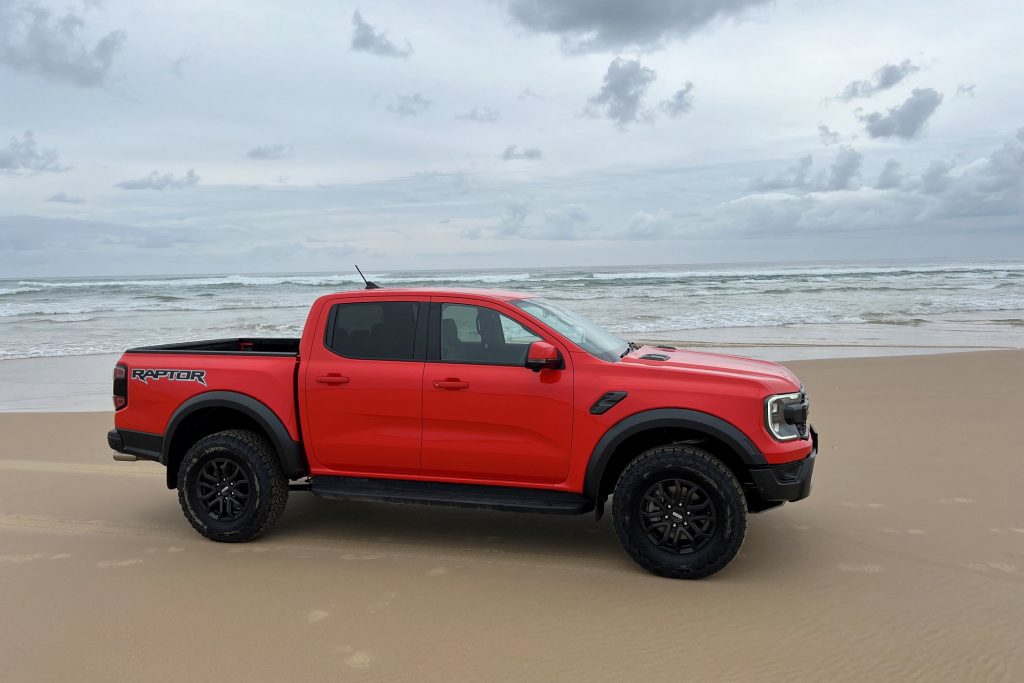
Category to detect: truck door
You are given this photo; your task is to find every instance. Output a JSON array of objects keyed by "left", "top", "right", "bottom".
[
  {"left": 420, "top": 299, "right": 574, "bottom": 484},
  {"left": 302, "top": 298, "right": 426, "bottom": 475}
]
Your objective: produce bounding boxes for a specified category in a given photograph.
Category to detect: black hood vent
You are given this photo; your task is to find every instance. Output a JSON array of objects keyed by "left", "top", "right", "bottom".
[{"left": 639, "top": 353, "right": 670, "bottom": 361}]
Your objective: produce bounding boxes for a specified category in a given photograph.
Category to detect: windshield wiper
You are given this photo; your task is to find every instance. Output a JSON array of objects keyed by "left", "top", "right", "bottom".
[{"left": 620, "top": 341, "right": 641, "bottom": 358}]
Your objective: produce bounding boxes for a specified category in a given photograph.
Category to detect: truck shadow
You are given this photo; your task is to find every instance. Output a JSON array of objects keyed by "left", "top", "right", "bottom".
[{"left": 270, "top": 494, "right": 812, "bottom": 579}]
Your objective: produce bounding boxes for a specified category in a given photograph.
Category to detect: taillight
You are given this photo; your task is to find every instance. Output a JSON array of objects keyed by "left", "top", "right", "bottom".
[{"left": 113, "top": 364, "right": 128, "bottom": 410}]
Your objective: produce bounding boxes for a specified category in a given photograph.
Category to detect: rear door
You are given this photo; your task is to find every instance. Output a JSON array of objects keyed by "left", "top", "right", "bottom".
[
  {"left": 420, "top": 298, "right": 574, "bottom": 484},
  {"left": 302, "top": 297, "right": 426, "bottom": 475}
]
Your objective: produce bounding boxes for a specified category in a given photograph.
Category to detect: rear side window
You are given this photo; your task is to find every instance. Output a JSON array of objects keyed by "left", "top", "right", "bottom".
[{"left": 326, "top": 302, "right": 419, "bottom": 361}]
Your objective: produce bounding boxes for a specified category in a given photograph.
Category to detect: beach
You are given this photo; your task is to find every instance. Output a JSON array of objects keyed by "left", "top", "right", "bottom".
[{"left": 2, "top": 350, "right": 1022, "bottom": 681}]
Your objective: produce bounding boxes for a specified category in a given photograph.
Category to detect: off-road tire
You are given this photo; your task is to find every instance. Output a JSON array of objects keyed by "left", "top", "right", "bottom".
[
  {"left": 177, "top": 429, "right": 288, "bottom": 543},
  {"left": 612, "top": 444, "right": 747, "bottom": 579}
]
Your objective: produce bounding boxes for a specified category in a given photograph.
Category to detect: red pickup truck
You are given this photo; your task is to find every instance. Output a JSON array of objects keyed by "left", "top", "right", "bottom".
[{"left": 108, "top": 287, "right": 816, "bottom": 578}]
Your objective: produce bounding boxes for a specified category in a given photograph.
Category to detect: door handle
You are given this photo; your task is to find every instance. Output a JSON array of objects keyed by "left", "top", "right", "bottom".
[
  {"left": 316, "top": 374, "right": 350, "bottom": 385},
  {"left": 433, "top": 379, "right": 469, "bottom": 390}
]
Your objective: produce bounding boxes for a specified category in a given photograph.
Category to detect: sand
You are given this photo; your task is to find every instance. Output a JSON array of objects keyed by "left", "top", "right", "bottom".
[{"left": 1, "top": 350, "right": 1022, "bottom": 681}]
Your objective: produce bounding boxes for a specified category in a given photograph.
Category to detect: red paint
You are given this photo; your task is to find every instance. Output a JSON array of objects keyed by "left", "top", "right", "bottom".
[{"left": 114, "top": 287, "right": 814, "bottom": 491}]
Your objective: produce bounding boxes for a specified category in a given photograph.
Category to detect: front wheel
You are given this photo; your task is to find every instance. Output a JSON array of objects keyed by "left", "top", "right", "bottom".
[
  {"left": 612, "top": 444, "right": 747, "bottom": 579},
  {"left": 177, "top": 429, "right": 288, "bottom": 543}
]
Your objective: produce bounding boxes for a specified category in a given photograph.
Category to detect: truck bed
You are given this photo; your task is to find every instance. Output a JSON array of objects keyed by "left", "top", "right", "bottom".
[{"left": 126, "top": 338, "right": 299, "bottom": 356}]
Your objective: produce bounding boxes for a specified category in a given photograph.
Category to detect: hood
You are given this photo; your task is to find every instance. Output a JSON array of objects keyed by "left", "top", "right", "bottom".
[{"left": 619, "top": 345, "right": 801, "bottom": 389}]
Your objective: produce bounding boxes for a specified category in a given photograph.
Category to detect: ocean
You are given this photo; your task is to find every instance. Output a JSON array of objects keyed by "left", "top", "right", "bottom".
[{"left": 2, "top": 261, "right": 1023, "bottom": 360}]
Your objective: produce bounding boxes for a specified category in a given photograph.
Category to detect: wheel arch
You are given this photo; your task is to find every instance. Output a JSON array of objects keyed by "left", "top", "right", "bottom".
[
  {"left": 162, "top": 391, "right": 308, "bottom": 489},
  {"left": 583, "top": 408, "right": 764, "bottom": 502}
]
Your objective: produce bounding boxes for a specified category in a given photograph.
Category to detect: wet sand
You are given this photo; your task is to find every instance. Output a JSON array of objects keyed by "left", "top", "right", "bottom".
[{"left": 1, "top": 351, "right": 1022, "bottom": 680}]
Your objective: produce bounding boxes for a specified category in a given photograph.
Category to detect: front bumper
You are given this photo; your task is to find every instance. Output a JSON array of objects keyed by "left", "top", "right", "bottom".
[{"left": 749, "top": 426, "right": 817, "bottom": 503}]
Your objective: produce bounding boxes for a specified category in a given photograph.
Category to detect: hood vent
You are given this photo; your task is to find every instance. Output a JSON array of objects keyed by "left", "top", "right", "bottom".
[
  {"left": 639, "top": 353, "right": 670, "bottom": 361},
  {"left": 654, "top": 345, "right": 677, "bottom": 350}
]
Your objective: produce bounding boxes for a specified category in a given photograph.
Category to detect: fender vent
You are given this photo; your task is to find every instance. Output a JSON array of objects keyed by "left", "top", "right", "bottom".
[{"left": 639, "top": 353, "right": 670, "bottom": 361}]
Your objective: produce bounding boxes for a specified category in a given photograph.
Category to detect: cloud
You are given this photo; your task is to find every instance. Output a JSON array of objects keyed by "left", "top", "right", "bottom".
[
  {"left": 0, "top": 130, "right": 66, "bottom": 173},
  {"left": 504, "top": 0, "right": 771, "bottom": 53},
  {"left": 115, "top": 169, "right": 200, "bottom": 191},
  {"left": 466, "top": 202, "right": 589, "bottom": 240},
  {"left": 350, "top": 11, "right": 412, "bottom": 58},
  {"left": 46, "top": 191, "right": 85, "bottom": 204},
  {"left": 456, "top": 107, "right": 500, "bottom": 123},
  {"left": 627, "top": 210, "right": 679, "bottom": 239},
  {"left": 919, "top": 160, "right": 953, "bottom": 195},
  {"left": 168, "top": 53, "right": 190, "bottom": 78},
  {"left": 585, "top": 57, "right": 657, "bottom": 129},
  {"left": 825, "top": 146, "right": 863, "bottom": 191},
  {"left": 748, "top": 155, "right": 813, "bottom": 191},
  {"left": 659, "top": 81, "right": 694, "bottom": 117},
  {"left": 836, "top": 59, "right": 920, "bottom": 101},
  {"left": 519, "top": 88, "right": 543, "bottom": 100},
  {"left": 876, "top": 159, "right": 905, "bottom": 190},
  {"left": 818, "top": 124, "right": 840, "bottom": 145},
  {"left": 956, "top": 83, "right": 977, "bottom": 98},
  {"left": 387, "top": 93, "right": 431, "bottom": 118},
  {"left": 748, "top": 147, "right": 862, "bottom": 192},
  {"left": 859, "top": 88, "right": 943, "bottom": 140},
  {"left": 0, "top": 0, "right": 126, "bottom": 87},
  {"left": 246, "top": 144, "right": 292, "bottom": 160},
  {"left": 501, "top": 145, "right": 542, "bottom": 160}
]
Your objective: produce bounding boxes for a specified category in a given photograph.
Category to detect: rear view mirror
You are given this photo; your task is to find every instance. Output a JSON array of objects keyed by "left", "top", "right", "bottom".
[{"left": 525, "top": 341, "right": 562, "bottom": 371}]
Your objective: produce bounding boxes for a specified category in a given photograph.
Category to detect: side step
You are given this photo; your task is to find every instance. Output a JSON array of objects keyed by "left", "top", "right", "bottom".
[{"left": 309, "top": 476, "right": 593, "bottom": 515}]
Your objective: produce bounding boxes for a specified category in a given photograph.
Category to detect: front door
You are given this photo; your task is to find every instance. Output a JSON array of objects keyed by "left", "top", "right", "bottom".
[
  {"left": 303, "top": 298, "right": 426, "bottom": 475},
  {"left": 420, "top": 300, "right": 574, "bottom": 484}
]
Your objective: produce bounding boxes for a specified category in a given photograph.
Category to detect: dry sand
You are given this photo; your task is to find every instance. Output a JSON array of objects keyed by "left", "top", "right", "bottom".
[{"left": 1, "top": 350, "right": 1023, "bottom": 681}]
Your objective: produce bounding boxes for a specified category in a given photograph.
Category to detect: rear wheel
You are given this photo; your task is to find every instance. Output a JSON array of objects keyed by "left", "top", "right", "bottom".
[
  {"left": 612, "top": 444, "right": 746, "bottom": 579},
  {"left": 177, "top": 429, "right": 288, "bottom": 542}
]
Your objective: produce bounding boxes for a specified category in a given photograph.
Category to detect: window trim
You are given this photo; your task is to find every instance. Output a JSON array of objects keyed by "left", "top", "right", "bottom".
[
  {"left": 322, "top": 300, "right": 428, "bottom": 362},
  {"left": 428, "top": 300, "right": 547, "bottom": 367}
]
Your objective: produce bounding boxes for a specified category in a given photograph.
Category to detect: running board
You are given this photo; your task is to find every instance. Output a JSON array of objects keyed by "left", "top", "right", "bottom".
[{"left": 309, "top": 476, "right": 593, "bottom": 515}]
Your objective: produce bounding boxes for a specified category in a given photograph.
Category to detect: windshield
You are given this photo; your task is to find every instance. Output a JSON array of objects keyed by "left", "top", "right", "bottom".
[{"left": 513, "top": 298, "right": 627, "bottom": 362}]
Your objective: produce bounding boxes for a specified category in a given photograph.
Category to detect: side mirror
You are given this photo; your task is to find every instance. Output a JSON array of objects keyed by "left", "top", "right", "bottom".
[{"left": 525, "top": 341, "right": 562, "bottom": 372}]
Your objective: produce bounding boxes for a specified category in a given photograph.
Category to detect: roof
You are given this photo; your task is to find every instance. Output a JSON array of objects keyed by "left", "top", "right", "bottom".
[{"left": 323, "top": 286, "right": 534, "bottom": 301}]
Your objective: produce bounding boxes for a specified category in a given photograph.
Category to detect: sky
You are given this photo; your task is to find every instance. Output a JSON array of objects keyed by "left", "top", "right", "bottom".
[{"left": 1, "top": 0, "right": 1023, "bottom": 277}]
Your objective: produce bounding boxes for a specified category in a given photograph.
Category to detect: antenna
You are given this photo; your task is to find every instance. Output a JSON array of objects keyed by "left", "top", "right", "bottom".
[{"left": 354, "top": 265, "right": 381, "bottom": 289}]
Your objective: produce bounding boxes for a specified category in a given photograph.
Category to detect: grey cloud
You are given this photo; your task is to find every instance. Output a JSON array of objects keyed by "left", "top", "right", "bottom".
[
  {"left": 585, "top": 57, "right": 657, "bottom": 129},
  {"left": 837, "top": 59, "right": 920, "bottom": 101},
  {"left": 0, "top": 130, "right": 65, "bottom": 173},
  {"left": 0, "top": 1, "right": 125, "bottom": 87},
  {"left": 876, "top": 159, "right": 905, "bottom": 190},
  {"left": 818, "top": 124, "right": 840, "bottom": 145},
  {"left": 540, "top": 204, "right": 589, "bottom": 239},
  {"left": 956, "top": 83, "right": 977, "bottom": 98},
  {"left": 494, "top": 202, "right": 528, "bottom": 237},
  {"left": 168, "top": 53, "right": 189, "bottom": 78},
  {"left": 825, "top": 146, "right": 863, "bottom": 191},
  {"left": 504, "top": 0, "right": 771, "bottom": 53},
  {"left": 919, "top": 160, "right": 953, "bottom": 194},
  {"left": 659, "top": 81, "right": 694, "bottom": 117},
  {"left": 115, "top": 169, "right": 200, "bottom": 191},
  {"left": 46, "top": 191, "right": 85, "bottom": 204},
  {"left": 859, "top": 88, "right": 943, "bottom": 140},
  {"left": 387, "top": 93, "right": 431, "bottom": 118},
  {"left": 519, "top": 88, "right": 543, "bottom": 100},
  {"left": 246, "top": 144, "right": 292, "bottom": 160},
  {"left": 351, "top": 11, "right": 412, "bottom": 58},
  {"left": 627, "top": 210, "right": 678, "bottom": 239},
  {"left": 748, "top": 155, "right": 813, "bottom": 191},
  {"left": 749, "top": 147, "right": 861, "bottom": 192},
  {"left": 501, "top": 145, "right": 542, "bottom": 160},
  {"left": 456, "top": 107, "right": 500, "bottom": 123}
]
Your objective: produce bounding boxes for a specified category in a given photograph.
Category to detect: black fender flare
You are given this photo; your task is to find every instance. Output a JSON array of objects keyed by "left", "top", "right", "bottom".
[
  {"left": 583, "top": 408, "right": 765, "bottom": 500},
  {"left": 162, "top": 391, "right": 308, "bottom": 485}
]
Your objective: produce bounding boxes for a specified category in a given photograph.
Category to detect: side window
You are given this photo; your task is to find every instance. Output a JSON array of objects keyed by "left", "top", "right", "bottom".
[
  {"left": 440, "top": 303, "right": 542, "bottom": 365},
  {"left": 327, "top": 302, "right": 419, "bottom": 361}
]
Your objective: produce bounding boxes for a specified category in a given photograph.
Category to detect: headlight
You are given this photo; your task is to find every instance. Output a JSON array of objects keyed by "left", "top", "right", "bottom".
[{"left": 765, "top": 392, "right": 809, "bottom": 441}]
